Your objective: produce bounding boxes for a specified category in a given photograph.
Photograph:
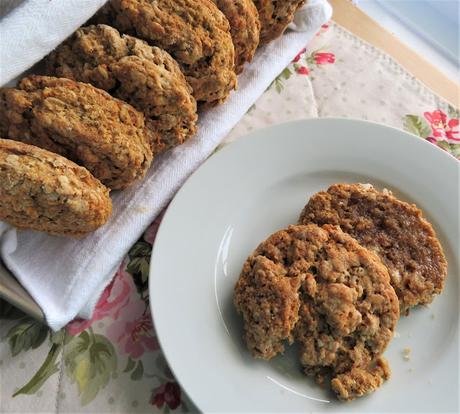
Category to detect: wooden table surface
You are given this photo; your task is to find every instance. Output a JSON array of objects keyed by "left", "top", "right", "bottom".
[{"left": 330, "top": 0, "right": 460, "bottom": 107}]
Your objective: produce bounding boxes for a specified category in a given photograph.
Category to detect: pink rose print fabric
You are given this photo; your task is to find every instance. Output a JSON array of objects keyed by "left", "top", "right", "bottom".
[
  {"left": 424, "top": 110, "right": 459, "bottom": 143},
  {"left": 66, "top": 265, "right": 134, "bottom": 336},
  {"left": 107, "top": 299, "right": 159, "bottom": 359},
  {"left": 404, "top": 107, "right": 460, "bottom": 159}
]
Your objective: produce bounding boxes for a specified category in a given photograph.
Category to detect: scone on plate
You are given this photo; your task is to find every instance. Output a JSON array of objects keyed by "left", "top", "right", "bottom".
[
  {"left": 253, "top": 0, "right": 305, "bottom": 44},
  {"left": 212, "top": 0, "right": 260, "bottom": 74},
  {"left": 235, "top": 254, "right": 302, "bottom": 359},
  {"left": 0, "top": 76, "right": 153, "bottom": 190},
  {"left": 94, "top": 0, "right": 237, "bottom": 107},
  {"left": 45, "top": 24, "right": 198, "bottom": 153},
  {"left": 299, "top": 183, "right": 448, "bottom": 314},
  {"left": 234, "top": 224, "right": 399, "bottom": 400},
  {"left": 0, "top": 138, "right": 112, "bottom": 237}
]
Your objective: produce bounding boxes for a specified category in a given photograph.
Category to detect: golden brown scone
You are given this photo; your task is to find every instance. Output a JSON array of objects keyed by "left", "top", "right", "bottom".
[
  {"left": 212, "top": 0, "right": 260, "bottom": 73},
  {"left": 0, "top": 138, "right": 112, "bottom": 237},
  {"left": 234, "top": 255, "right": 302, "bottom": 359},
  {"left": 0, "top": 76, "right": 153, "bottom": 190},
  {"left": 45, "top": 24, "right": 198, "bottom": 153},
  {"left": 253, "top": 0, "right": 306, "bottom": 44},
  {"left": 299, "top": 183, "right": 448, "bottom": 314},
  {"left": 94, "top": 0, "right": 237, "bottom": 106},
  {"left": 331, "top": 357, "right": 391, "bottom": 401},
  {"left": 235, "top": 224, "right": 399, "bottom": 400}
]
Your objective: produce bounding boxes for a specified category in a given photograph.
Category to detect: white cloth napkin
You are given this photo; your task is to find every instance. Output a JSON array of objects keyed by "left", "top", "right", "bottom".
[{"left": 0, "top": 0, "right": 332, "bottom": 330}]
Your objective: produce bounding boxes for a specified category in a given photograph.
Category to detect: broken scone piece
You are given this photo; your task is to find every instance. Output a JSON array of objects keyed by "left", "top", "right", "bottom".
[
  {"left": 299, "top": 183, "right": 447, "bottom": 314},
  {"left": 0, "top": 138, "right": 112, "bottom": 237},
  {"left": 234, "top": 224, "right": 399, "bottom": 400},
  {"left": 331, "top": 357, "right": 391, "bottom": 401},
  {"left": 234, "top": 255, "right": 302, "bottom": 359}
]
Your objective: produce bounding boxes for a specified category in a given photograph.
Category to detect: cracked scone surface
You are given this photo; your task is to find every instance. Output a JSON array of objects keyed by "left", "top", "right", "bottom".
[
  {"left": 212, "top": 0, "right": 260, "bottom": 73},
  {"left": 299, "top": 183, "right": 447, "bottom": 314},
  {"left": 0, "top": 76, "right": 153, "bottom": 190},
  {"left": 0, "top": 138, "right": 112, "bottom": 237},
  {"left": 45, "top": 24, "right": 197, "bottom": 153},
  {"left": 95, "top": 0, "right": 237, "bottom": 106},
  {"left": 234, "top": 224, "right": 399, "bottom": 399},
  {"left": 253, "top": 0, "right": 306, "bottom": 44}
]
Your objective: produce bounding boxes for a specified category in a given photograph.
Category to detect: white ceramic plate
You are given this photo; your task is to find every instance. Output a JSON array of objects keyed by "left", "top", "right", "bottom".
[{"left": 150, "top": 118, "right": 459, "bottom": 413}]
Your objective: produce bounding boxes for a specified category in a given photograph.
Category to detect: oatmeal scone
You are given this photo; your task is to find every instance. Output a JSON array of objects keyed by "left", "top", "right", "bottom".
[
  {"left": 45, "top": 24, "right": 197, "bottom": 153},
  {"left": 0, "top": 76, "right": 153, "bottom": 190},
  {"left": 299, "top": 183, "right": 448, "bottom": 314},
  {"left": 235, "top": 224, "right": 399, "bottom": 399},
  {"left": 94, "top": 0, "right": 237, "bottom": 106},
  {"left": 212, "top": 0, "right": 260, "bottom": 73},
  {"left": 0, "top": 138, "right": 112, "bottom": 237},
  {"left": 253, "top": 0, "right": 306, "bottom": 44},
  {"left": 235, "top": 254, "right": 302, "bottom": 359}
]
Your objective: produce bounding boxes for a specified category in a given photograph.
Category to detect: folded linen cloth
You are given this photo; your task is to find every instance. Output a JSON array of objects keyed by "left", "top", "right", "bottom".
[
  {"left": 0, "top": 0, "right": 108, "bottom": 85},
  {"left": 0, "top": 0, "right": 332, "bottom": 330}
]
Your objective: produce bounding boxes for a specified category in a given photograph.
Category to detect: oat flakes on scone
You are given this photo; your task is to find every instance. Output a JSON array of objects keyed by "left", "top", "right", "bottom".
[
  {"left": 212, "top": 0, "right": 260, "bottom": 73},
  {"left": 94, "top": 0, "right": 237, "bottom": 107},
  {"left": 253, "top": 0, "right": 306, "bottom": 44},
  {"left": 0, "top": 138, "right": 112, "bottom": 237},
  {"left": 0, "top": 76, "right": 153, "bottom": 190},
  {"left": 234, "top": 224, "right": 399, "bottom": 400},
  {"left": 45, "top": 24, "right": 198, "bottom": 153},
  {"left": 299, "top": 183, "right": 448, "bottom": 314}
]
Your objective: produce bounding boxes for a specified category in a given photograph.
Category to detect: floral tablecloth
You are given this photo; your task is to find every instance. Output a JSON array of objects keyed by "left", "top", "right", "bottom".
[{"left": 1, "top": 22, "right": 458, "bottom": 414}]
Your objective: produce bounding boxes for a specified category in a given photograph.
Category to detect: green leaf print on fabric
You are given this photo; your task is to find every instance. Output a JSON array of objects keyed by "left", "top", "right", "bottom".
[
  {"left": 127, "top": 241, "right": 151, "bottom": 298},
  {"left": 130, "top": 360, "right": 144, "bottom": 381},
  {"left": 448, "top": 105, "right": 459, "bottom": 120},
  {"left": 269, "top": 67, "right": 293, "bottom": 93},
  {"left": 123, "top": 356, "right": 136, "bottom": 372},
  {"left": 403, "top": 115, "right": 431, "bottom": 138},
  {"left": 13, "top": 342, "right": 62, "bottom": 397},
  {"left": 50, "top": 328, "right": 70, "bottom": 345},
  {"left": 155, "top": 353, "right": 175, "bottom": 380},
  {"left": 6, "top": 317, "right": 48, "bottom": 356},
  {"left": 438, "top": 141, "right": 460, "bottom": 158},
  {"left": 247, "top": 103, "right": 256, "bottom": 114},
  {"left": 64, "top": 329, "right": 117, "bottom": 405},
  {"left": 0, "top": 299, "right": 26, "bottom": 320}
]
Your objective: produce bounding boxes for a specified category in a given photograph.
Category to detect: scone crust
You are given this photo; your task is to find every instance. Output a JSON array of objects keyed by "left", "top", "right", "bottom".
[
  {"left": 0, "top": 76, "right": 153, "bottom": 190},
  {"left": 0, "top": 138, "right": 112, "bottom": 237},
  {"left": 94, "top": 0, "right": 237, "bottom": 106},
  {"left": 253, "top": 0, "right": 306, "bottom": 44},
  {"left": 331, "top": 357, "right": 391, "bottom": 401},
  {"left": 213, "top": 0, "right": 260, "bottom": 73},
  {"left": 45, "top": 24, "right": 198, "bottom": 153},
  {"left": 299, "top": 183, "right": 448, "bottom": 314},
  {"left": 234, "top": 224, "right": 399, "bottom": 384}
]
